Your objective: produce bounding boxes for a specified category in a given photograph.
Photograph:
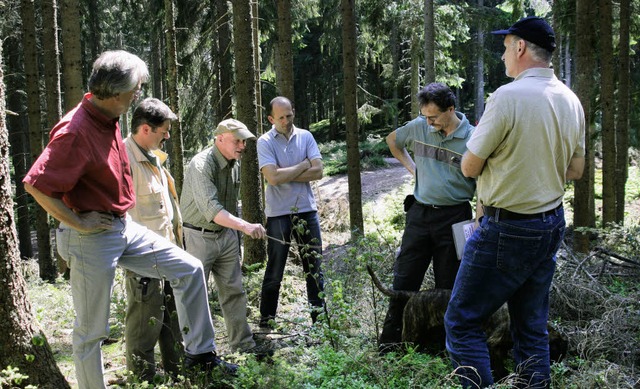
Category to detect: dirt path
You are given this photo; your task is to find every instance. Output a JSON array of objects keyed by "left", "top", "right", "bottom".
[{"left": 313, "top": 158, "right": 413, "bottom": 248}]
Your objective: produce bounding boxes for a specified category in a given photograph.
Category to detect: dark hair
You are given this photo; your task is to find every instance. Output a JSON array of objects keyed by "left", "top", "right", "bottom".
[
  {"left": 416, "top": 83, "right": 456, "bottom": 112},
  {"left": 88, "top": 50, "right": 149, "bottom": 99},
  {"left": 131, "top": 98, "right": 177, "bottom": 134},
  {"left": 268, "top": 96, "right": 293, "bottom": 116}
]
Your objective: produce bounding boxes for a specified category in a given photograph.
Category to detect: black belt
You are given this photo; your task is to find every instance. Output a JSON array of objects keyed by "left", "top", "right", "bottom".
[
  {"left": 483, "top": 204, "right": 562, "bottom": 221},
  {"left": 415, "top": 201, "right": 467, "bottom": 210},
  {"left": 183, "top": 222, "right": 222, "bottom": 233}
]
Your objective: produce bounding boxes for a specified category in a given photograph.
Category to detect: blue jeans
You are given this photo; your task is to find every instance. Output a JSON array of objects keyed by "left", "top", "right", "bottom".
[
  {"left": 260, "top": 211, "right": 324, "bottom": 321},
  {"left": 444, "top": 208, "right": 565, "bottom": 388}
]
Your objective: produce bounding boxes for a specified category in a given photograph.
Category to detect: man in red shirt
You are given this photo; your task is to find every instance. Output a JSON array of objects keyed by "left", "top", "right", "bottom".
[{"left": 24, "top": 50, "right": 236, "bottom": 388}]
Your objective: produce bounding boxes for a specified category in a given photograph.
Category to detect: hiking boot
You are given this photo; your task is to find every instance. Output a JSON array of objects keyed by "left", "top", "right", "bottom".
[
  {"left": 259, "top": 316, "right": 276, "bottom": 330},
  {"left": 183, "top": 351, "right": 238, "bottom": 376}
]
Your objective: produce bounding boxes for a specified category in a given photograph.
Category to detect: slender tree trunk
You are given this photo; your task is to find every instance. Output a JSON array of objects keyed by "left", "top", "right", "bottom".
[
  {"left": 341, "top": 0, "right": 363, "bottom": 237},
  {"left": 0, "top": 42, "right": 71, "bottom": 389},
  {"left": 232, "top": 0, "right": 266, "bottom": 265},
  {"left": 40, "top": 0, "right": 63, "bottom": 281},
  {"left": 276, "top": 0, "right": 294, "bottom": 100},
  {"left": 86, "top": 0, "right": 102, "bottom": 61},
  {"left": 474, "top": 0, "right": 484, "bottom": 122},
  {"left": 573, "top": 0, "right": 597, "bottom": 252},
  {"left": 217, "top": 0, "right": 233, "bottom": 121},
  {"left": 252, "top": 0, "right": 263, "bottom": 136},
  {"left": 165, "top": 0, "right": 184, "bottom": 195},
  {"left": 151, "top": 0, "right": 164, "bottom": 99},
  {"left": 21, "top": 0, "right": 54, "bottom": 279},
  {"left": 59, "top": 0, "right": 83, "bottom": 110},
  {"left": 423, "top": 0, "right": 435, "bottom": 84},
  {"left": 599, "top": 0, "right": 615, "bottom": 226},
  {"left": 4, "top": 37, "right": 33, "bottom": 259},
  {"left": 614, "top": 0, "right": 630, "bottom": 224},
  {"left": 391, "top": 22, "right": 399, "bottom": 129},
  {"left": 410, "top": 40, "right": 420, "bottom": 118}
]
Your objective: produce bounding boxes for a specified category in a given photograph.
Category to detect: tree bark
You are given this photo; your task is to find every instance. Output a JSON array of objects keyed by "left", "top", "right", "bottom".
[
  {"left": 216, "top": 0, "right": 233, "bottom": 121},
  {"left": 151, "top": 0, "right": 164, "bottom": 99},
  {"left": 40, "top": 0, "right": 64, "bottom": 281},
  {"left": 573, "top": 0, "right": 597, "bottom": 252},
  {"left": 341, "top": 0, "right": 363, "bottom": 237},
  {"left": 276, "top": 0, "right": 294, "bottom": 100},
  {"left": 474, "top": 0, "right": 485, "bottom": 122},
  {"left": 423, "top": 0, "right": 435, "bottom": 84},
  {"left": 21, "top": 0, "right": 54, "bottom": 279},
  {"left": 4, "top": 37, "right": 33, "bottom": 259},
  {"left": 0, "top": 41, "right": 71, "bottom": 389},
  {"left": 615, "top": 0, "right": 630, "bottom": 224},
  {"left": 232, "top": 0, "right": 266, "bottom": 265},
  {"left": 599, "top": 0, "right": 615, "bottom": 226},
  {"left": 165, "top": 0, "right": 184, "bottom": 195},
  {"left": 59, "top": 0, "right": 84, "bottom": 110}
]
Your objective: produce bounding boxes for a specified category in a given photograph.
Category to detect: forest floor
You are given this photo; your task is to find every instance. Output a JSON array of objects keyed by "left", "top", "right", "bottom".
[{"left": 22, "top": 158, "right": 640, "bottom": 388}]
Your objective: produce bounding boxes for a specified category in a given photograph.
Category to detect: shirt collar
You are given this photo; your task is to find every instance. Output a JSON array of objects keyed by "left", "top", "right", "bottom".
[
  {"left": 81, "top": 92, "right": 120, "bottom": 129},
  {"left": 269, "top": 125, "right": 300, "bottom": 140},
  {"left": 213, "top": 143, "right": 235, "bottom": 168},
  {"left": 427, "top": 112, "right": 471, "bottom": 139},
  {"left": 514, "top": 67, "right": 555, "bottom": 81}
]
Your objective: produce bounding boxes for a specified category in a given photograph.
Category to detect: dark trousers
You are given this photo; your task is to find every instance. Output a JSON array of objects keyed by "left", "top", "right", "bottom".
[
  {"left": 379, "top": 201, "right": 472, "bottom": 345},
  {"left": 260, "top": 211, "right": 325, "bottom": 321}
]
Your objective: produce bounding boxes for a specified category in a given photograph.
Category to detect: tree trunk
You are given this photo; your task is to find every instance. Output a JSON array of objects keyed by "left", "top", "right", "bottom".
[
  {"left": 0, "top": 42, "right": 71, "bottom": 389},
  {"left": 59, "top": 0, "right": 84, "bottom": 110},
  {"left": 341, "top": 0, "right": 363, "bottom": 237},
  {"left": 217, "top": 0, "right": 233, "bottom": 121},
  {"left": 615, "top": 0, "right": 630, "bottom": 224},
  {"left": 151, "top": 0, "right": 164, "bottom": 99},
  {"left": 232, "top": 0, "right": 266, "bottom": 265},
  {"left": 86, "top": 0, "right": 102, "bottom": 61},
  {"left": 252, "top": 0, "right": 263, "bottom": 138},
  {"left": 165, "top": 0, "right": 184, "bottom": 195},
  {"left": 573, "top": 0, "right": 597, "bottom": 252},
  {"left": 21, "top": 0, "right": 54, "bottom": 280},
  {"left": 423, "top": 0, "right": 435, "bottom": 84},
  {"left": 4, "top": 37, "right": 33, "bottom": 259},
  {"left": 599, "top": 0, "right": 615, "bottom": 226},
  {"left": 40, "top": 0, "right": 62, "bottom": 281},
  {"left": 474, "top": 0, "right": 485, "bottom": 122},
  {"left": 276, "top": 0, "right": 294, "bottom": 100},
  {"left": 410, "top": 40, "right": 420, "bottom": 118}
]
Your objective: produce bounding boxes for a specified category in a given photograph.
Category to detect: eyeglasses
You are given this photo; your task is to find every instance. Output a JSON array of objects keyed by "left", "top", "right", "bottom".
[{"left": 422, "top": 110, "right": 446, "bottom": 124}]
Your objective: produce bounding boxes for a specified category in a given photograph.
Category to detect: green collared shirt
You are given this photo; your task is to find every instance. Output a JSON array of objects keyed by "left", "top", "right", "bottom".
[{"left": 180, "top": 144, "right": 240, "bottom": 231}]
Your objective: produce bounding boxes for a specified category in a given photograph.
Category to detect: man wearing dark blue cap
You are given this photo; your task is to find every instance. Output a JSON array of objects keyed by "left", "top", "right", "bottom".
[{"left": 443, "top": 16, "right": 585, "bottom": 388}]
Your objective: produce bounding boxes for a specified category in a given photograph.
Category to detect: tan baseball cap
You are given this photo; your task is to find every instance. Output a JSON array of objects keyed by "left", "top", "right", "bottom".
[{"left": 214, "top": 119, "right": 256, "bottom": 140}]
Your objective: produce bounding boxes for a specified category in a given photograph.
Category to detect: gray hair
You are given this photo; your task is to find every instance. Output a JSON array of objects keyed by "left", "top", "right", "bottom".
[
  {"left": 131, "top": 98, "right": 177, "bottom": 134},
  {"left": 512, "top": 36, "right": 553, "bottom": 65},
  {"left": 88, "top": 50, "right": 149, "bottom": 99}
]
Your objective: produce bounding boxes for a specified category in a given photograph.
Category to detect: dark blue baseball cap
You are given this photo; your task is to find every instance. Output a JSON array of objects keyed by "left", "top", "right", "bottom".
[{"left": 491, "top": 16, "right": 556, "bottom": 53}]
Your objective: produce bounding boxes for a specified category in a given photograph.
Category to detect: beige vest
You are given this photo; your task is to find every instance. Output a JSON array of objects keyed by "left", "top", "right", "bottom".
[{"left": 125, "top": 136, "right": 183, "bottom": 248}]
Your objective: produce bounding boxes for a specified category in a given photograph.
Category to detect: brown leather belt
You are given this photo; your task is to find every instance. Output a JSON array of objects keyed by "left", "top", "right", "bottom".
[{"left": 483, "top": 203, "right": 562, "bottom": 221}]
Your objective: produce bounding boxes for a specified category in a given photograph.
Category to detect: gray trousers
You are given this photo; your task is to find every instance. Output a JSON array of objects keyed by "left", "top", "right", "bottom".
[
  {"left": 184, "top": 227, "right": 255, "bottom": 351},
  {"left": 56, "top": 215, "right": 216, "bottom": 389},
  {"left": 125, "top": 276, "right": 183, "bottom": 380}
]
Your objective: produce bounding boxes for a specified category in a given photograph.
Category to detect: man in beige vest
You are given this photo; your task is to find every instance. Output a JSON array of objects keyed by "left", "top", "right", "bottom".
[{"left": 124, "top": 98, "right": 183, "bottom": 381}]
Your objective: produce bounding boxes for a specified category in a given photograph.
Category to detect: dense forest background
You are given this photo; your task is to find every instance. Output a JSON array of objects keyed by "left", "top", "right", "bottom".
[{"left": 1, "top": 0, "right": 640, "bottom": 386}]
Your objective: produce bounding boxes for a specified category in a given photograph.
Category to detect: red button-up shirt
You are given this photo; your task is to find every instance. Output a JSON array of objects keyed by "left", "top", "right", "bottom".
[{"left": 24, "top": 93, "right": 135, "bottom": 214}]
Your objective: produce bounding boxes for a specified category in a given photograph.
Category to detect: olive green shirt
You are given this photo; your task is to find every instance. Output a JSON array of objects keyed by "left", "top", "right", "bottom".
[{"left": 180, "top": 144, "right": 240, "bottom": 231}]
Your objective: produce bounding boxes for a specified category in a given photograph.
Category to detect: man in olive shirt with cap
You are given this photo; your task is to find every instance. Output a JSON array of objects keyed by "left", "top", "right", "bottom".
[{"left": 181, "top": 119, "right": 267, "bottom": 354}]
